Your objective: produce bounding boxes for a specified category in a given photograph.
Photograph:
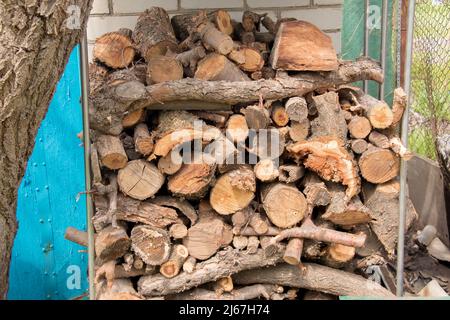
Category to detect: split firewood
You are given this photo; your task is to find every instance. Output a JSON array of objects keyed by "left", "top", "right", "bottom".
[
  {"left": 157, "top": 152, "right": 182, "bottom": 175},
  {"left": 95, "top": 224, "right": 130, "bottom": 262},
  {"left": 285, "top": 97, "right": 308, "bottom": 123},
  {"left": 168, "top": 284, "right": 278, "bottom": 300},
  {"left": 284, "top": 238, "right": 304, "bottom": 265},
  {"left": 195, "top": 53, "right": 250, "bottom": 81},
  {"left": 241, "top": 104, "right": 271, "bottom": 130},
  {"left": 137, "top": 246, "right": 285, "bottom": 296},
  {"left": 182, "top": 256, "right": 197, "bottom": 274},
  {"left": 160, "top": 244, "right": 189, "bottom": 278},
  {"left": 358, "top": 147, "right": 399, "bottom": 184},
  {"left": 301, "top": 173, "right": 332, "bottom": 207},
  {"left": 233, "top": 263, "right": 394, "bottom": 298},
  {"left": 351, "top": 139, "right": 369, "bottom": 154},
  {"left": 147, "top": 56, "right": 184, "bottom": 84},
  {"left": 271, "top": 102, "right": 289, "bottom": 126},
  {"left": 93, "top": 32, "right": 135, "bottom": 69},
  {"left": 96, "top": 135, "right": 128, "bottom": 170},
  {"left": 131, "top": 225, "right": 171, "bottom": 266},
  {"left": 288, "top": 136, "right": 360, "bottom": 199},
  {"left": 226, "top": 114, "right": 249, "bottom": 143},
  {"left": 322, "top": 243, "right": 356, "bottom": 269},
  {"left": 168, "top": 162, "right": 216, "bottom": 199},
  {"left": 270, "top": 21, "right": 338, "bottom": 71},
  {"left": 150, "top": 195, "right": 198, "bottom": 226},
  {"left": 279, "top": 164, "right": 305, "bottom": 183},
  {"left": 133, "top": 123, "right": 154, "bottom": 156},
  {"left": 391, "top": 87, "right": 407, "bottom": 128},
  {"left": 133, "top": 7, "right": 179, "bottom": 61},
  {"left": 261, "top": 183, "right": 307, "bottom": 228},
  {"left": 210, "top": 168, "right": 256, "bottom": 215},
  {"left": 64, "top": 227, "right": 88, "bottom": 247},
  {"left": 122, "top": 108, "right": 146, "bottom": 129},
  {"left": 169, "top": 223, "right": 188, "bottom": 239},
  {"left": 117, "top": 159, "right": 165, "bottom": 200},
  {"left": 254, "top": 158, "right": 279, "bottom": 182},
  {"left": 363, "top": 181, "right": 418, "bottom": 255},
  {"left": 228, "top": 49, "right": 246, "bottom": 64},
  {"left": 289, "top": 120, "right": 310, "bottom": 142},
  {"left": 348, "top": 116, "right": 372, "bottom": 139}
]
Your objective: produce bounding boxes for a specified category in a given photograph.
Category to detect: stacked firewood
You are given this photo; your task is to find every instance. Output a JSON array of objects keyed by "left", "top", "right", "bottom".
[{"left": 73, "top": 7, "right": 420, "bottom": 300}]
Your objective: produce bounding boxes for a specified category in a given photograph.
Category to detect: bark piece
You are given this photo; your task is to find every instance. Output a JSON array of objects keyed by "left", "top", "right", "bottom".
[
  {"left": 93, "top": 32, "right": 135, "bottom": 69},
  {"left": 233, "top": 263, "right": 394, "bottom": 297},
  {"left": 226, "top": 114, "right": 249, "bottom": 143},
  {"left": 210, "top": 169, "right": 256, "bottom": 215},
  {"left": 261, "top": 183, "right": 307, "bottom": 228},
  {"left": 133, "top": 123, "right": 154, "bottom": 156},
  {"left": 118, "top": 160, "right": 165, "bottom": 200},
  {"left": 359, "top": 147, "right": 399, "bottom": 184},
  {"left": 147, "top": 56, "right": 183, "bottom": 84},
  {"left": 348, "top": 116, "right": 372, "bottom": 139},
  {"left": 270, "top": 21, "right": 338, "bottom": 71},
  {"left": 96, "top": 135, "right": 128, "bottom": 170},
  {"left": 131, "top": 225, "right": 171, "bottom": 266},
  {"left": 288, "top": 136, "right": 360, "bottom": 199},
  {"left": 138, "top": 247, "right": 284, "bottom": 296},
  {"left": 254, "top": 159, "right": 279, "bottom": 182},
  {"left": 285, "top": 97, "right": 308, "bottom": 123},
  {"left": 279, "top": 165, "right": 305, "bottom": 183},
  {"left": 160, "top": 244, "right": 189, "bottom": 278},
  {"left": 95, "top": 225, "right": 130, "bottom": 262},
  {"left": 311, "top": 92, "right": 348, "bottom": 142},
  {"left": 133, "top": 7, "right": 179, "bottom": 61},
  {"left": 168, "top": 162, "right": 216, "bottom": 199},
  {"left": 195, "top": 53, "right": 250, "bottom": 81}
]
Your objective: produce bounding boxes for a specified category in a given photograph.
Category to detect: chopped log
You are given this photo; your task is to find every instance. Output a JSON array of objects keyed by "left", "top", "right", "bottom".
[
  {"left": 242, "top": 11, "right": 265, "bottom": 32},
  {"left": 302, "top": 173, "right": 331, "bottom": 207},
  {"left": 232, "top": 47, "right": 265, "bottom": 72},
  {"left": 348, "top": 116, "right": 372, "bottom": 139},
  {"left": 183, "top": 218, "right": 233, "bottom": 260},
  {"left": 249, "top": 212, "right": 269, "bottom": 235},
  {"left": 261, "top": 183, "right": 307, "bottom": 228},
  {"left": 198, "top": 19, "right": 234, "bottom": 55},
  {"left": 289, "top": 120, "right": 310, "bottom": 142},
  {"left": 215, "top": 276, "right": 234, "bottom": 293},
  {"left": 93, "top": 32, "right": 135, "bottom": 69},
  {"left": 133, "top": 123, "right": 154, "bottom": 156},
  {"left": 358, "top": 93, "right": 394, "bottom": 129},
  {"left": 120, "top": 133, "right": 141, "bottom": 161},
  {"left": 228, "top": 49, "right": 246, "bottom": 64},
  {"left": 261, "top": 16, "right": 276, "bottom": 34},
  {"left": 241, "top": 104, "right": 271, "bottom": 130},
  {"left": 234, "top": 22, "right": 256, "bottom": 45},
  {"left": 233, "top": 236, "right": 249, "bottom": 250},
  {"left": 247, "top": 236, "right": 260, "bottom": 254},
  {"left": 169, "top": 284, "right": 278, "bottom": 300},
  {"left": 147, "top": 56, "right": 183, "bottom": 84},
  {"left": 97, "top": 278, "right": 143, "bottom": 300},
  {"left": 391, "top": 87, "right": 407, "bottom": 128},
  {"left": 303, "top": 240, "right": 326, "bottom": 260},
  {"left": 90, "top": 144, "right": 102, "bottom": 185},
  {"left": 89, "top": 63, "right": 109, "bottom": 95},
  {"left": 226, "top": 114, "right": 249, "bottom": 143},
  {"left": 117, "top": 160, "right": 165, "bottom": 200},
  {"left": 269, "top": 218, "right": 366, "bottom": 248},
  {"left": 175, "top": 46, "right": 206, "bottom": 76},
  {"left": 137, "top": 247, "right": 284, "bottom": 296},
  {"left": 285, "top": 97, "right": 308, "bottom": 123},
  {"left": 248, "top": 128, "right": 285, "bottom": 160},
  {"left": 279, "top": 165, "right": 305, "bottom": 183},
  {"left": 107, "top": 63, "right": 148, "bottom": 85},
  {"left": 157, "top": 152, "right": 182, "bottom": 175},
  {"left": 231, "top": 207, "right": 251, "bottom": 233},
  {"left": 195, "top": 53, "right": 250, "bottom": 81},
  {"left": 64, "top": 227, "right": 88, "bottom": 247},
  {"left": 89, "top": 58, "right": 383, "bottom": 135},
  {"left": 208, "top": 10, "right": 233, "bottom": 35},
  {"left": 160, "top": 244, "right": 189, "bottom": 278},
  {"left": 171, "top": 14, "right": 196, "bottom": 41},
  {"left": 122, "top": 108, "right": 146, "bottom": 129},
  {"left": 250, "top": 70, "right": 263, "bottom": 80},
  {"left": 269, "top": 21, "right": 338, "bottom": 71},
  {"left": 389, "top": 137, "right": 413, "bottom": 159},
  {"left": 133, "top": 7, "right": 179, "bottom": 61},
  {"left": 284, "top": 238, "right": 304, "bottom": 265},
  {"left": 359, "top": 147, "right": 399, "bottom": 184},
  {"left": 131, "top": 225, "right": 171, "bottom": 266},
  {"left": 303, "top": 291, "right": 336, "bottom": 300},
  {"left": 310, "top": 92, "right": 348, "bottom": 142},
  {"left": 261, "top": 66, "right": 276, "bottom": 79},
  {"left": 133, "top": 257, "right": 144, "bottom": 270},
  {"left": 182, "top": 256, "right": 197, "bottom": 273},
  {"left": 363, "top": 181, "right": 418, "bottom": 254},
  {"left": 150, "top": 195, "right": 198, "bottom": 226},
  {"left": 96, "top": 135, "right": 128, "bottom": 170},
  {"left": 95, "top": 225, "right": 130, "bottom": 262},
  {"left": 351, "top": 139, "right": 368, "bottom": 154},
  {"left": 288, "top": 136, "right": 360, "bottom": 199},
  {"left": 322, "top": 243, "right": 355, "bottom": 269},
  {"left": 233, "top": 263, "right": 394, "bottom": 297},
  {"left": 238, "top": 226, "right": 281, "bottom": 237},
  {"left": 210, "top": 168, "right": 256, "bottom": 215},
  {"left": 169, "top": 223, "right": 188, "bottom": 239},
  {"left": 368, "top": 131, "right": 390, "bottom": 148},
  {"left": 122, "top": 253, "right": 134, "bottom": 272},
  {"left": 168, "top": 162, "right": 216, "bottom": 199},
  {"left": 255, "top": 32, "right": 275, "bottom": 43},
  {"left": 254, "top": 158, "right": 279, "bottom": 182},
  {"left": 271, "top": 103, "right": 289, "bottom": 127},
  {"left": 190, "top": 111, "right": 229, "bottom": 127}
]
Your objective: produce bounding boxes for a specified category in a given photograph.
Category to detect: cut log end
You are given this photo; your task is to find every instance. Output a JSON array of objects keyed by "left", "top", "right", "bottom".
[{"left": 93, "top": 32, "right": 135, "bottom": 69}]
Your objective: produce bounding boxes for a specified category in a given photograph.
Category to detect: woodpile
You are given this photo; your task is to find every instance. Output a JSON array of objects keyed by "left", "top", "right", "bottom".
[{"left": 76, "top": 7, "right": 422, "bottom": 300}]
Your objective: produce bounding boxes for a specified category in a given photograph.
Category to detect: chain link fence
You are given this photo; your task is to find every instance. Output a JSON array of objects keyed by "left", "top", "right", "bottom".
[{"left": 409, "top": 0, "right": 450, "bottom": 160}]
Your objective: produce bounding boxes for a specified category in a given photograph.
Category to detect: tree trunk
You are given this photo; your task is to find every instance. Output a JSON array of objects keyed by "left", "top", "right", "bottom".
[{"left": 0, "top": 0, "right": 94, "bottom": 298}]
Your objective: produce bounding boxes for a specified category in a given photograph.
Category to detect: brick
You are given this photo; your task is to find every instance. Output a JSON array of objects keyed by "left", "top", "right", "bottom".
[
  {"left": 112, "top": 0, "right": 178, "bottom": 13},
  {"left": 91, "top": 0, "right": 109, "bottom": 14},
  {"left": 314, "top": 0, "right": 343, "bottom": 5},
  {"left": 247, "top": 0, "right": 309, "bottom": 8},
  {"left": 280, "top": 8, "right": 342, "bottom": 30},
  {"left": 180, "top": 0, "right": 243, "bottom": 9},
  {"left": 87, "top": 16, "right": 138, "bottom": 40}
]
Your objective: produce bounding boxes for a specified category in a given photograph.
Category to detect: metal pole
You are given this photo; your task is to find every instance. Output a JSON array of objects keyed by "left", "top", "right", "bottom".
[
  {"left": 80, "top": 33, "right": 96, "bottom": 300},
  {"left": 396, "top": 0, "right": 415, "bottom": 297},
  {"left": 396, "top": 0, "right": 403, "bottom": 88},
  {"left": 379, "top": 0, "right": 389, "bottom": 99},
  {"left": 364, "top": 0, "right": 370, "bottom": 92}
]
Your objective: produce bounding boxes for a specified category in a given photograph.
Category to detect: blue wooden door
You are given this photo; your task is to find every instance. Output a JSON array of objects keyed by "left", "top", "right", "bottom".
[{"left": 8, "top": 47, "right": 88, "bottom": 300}]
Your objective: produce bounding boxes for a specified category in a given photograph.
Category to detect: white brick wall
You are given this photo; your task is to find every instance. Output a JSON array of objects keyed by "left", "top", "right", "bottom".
[{"left": 87, "top": 0, "right": 343, "bottom": 60}]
